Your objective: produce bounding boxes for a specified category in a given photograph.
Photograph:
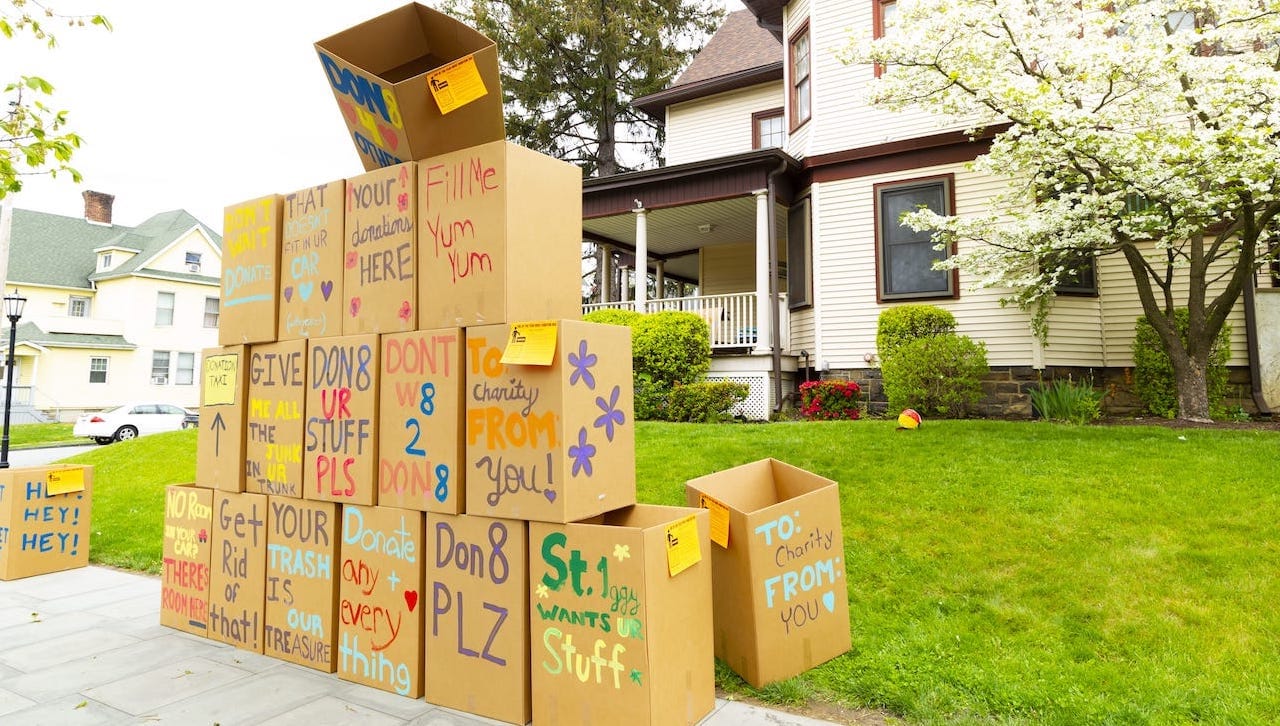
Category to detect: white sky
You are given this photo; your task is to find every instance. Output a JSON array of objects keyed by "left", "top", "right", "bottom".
[{"left": 9, "top": 0, "right": 746, "bottom": 235}]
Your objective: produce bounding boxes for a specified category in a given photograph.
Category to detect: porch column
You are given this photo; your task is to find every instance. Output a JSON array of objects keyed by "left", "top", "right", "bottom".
[
  {"left": 599, "top": 244, "right": 612, "bottom": 303},
  {"left": 655, "top": 260, "right": 666, "bottom": 300},
  {"left": 620, "top": 267, "right": 630, "bottom": 303},
  {"left": 633, "top": 206, "right": 648, "bottom": 313},
  {"left": 753, "top": 189, "right": 773, "bottom": 353}
]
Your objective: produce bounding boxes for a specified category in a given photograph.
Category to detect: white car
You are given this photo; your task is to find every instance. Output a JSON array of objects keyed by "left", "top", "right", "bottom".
[{"left": 73, "top": 402, "right": 195, "bottom": 444}]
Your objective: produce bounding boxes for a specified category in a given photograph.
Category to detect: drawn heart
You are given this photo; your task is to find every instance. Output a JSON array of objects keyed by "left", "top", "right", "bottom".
[
  {"left": 404, "top": 590, "right": 418, "bottom": 612},
  {"left": 397, "top": 300, "right": 412, "bottom": 322},
  {"left": 345, "top": 251, "right": 358, "bottom": 269},
  {"left": 378, "top": 123, "right": 399, "bottom": 151},
  {"left": 349, "top": 297, "right": 361, "bottom": 317},
  {"left": 338, "top": 99, "right": 357, "bottom": 126},
  {"left": 298, "top": 282, "right": 314, "bottom": 301},
  {"left": 320, "top": 280, "right": 334, "bottom": 301},
  {"left": 283, "top": 286, "right": 294, "bottom": 302},
  {"left": 822, "top": 591, "right": 836, "bottom": 613},
  {"left": 544, "top": 489, "right": 557, "bottom": 503}
]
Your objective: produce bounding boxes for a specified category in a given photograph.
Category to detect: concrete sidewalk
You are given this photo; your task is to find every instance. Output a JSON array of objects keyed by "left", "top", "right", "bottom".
[{"left": 0, "top": 566, "right": 843, "bottom": 725}]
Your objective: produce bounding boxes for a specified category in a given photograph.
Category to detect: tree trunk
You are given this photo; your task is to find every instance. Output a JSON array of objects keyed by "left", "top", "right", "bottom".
[{"left": 1169, "top": 346, "right": 1212, "bottom": 422}]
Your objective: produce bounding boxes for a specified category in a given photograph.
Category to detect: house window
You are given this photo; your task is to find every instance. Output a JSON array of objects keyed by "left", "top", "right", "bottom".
[
  {"left": 787, "top": 198, "right": 812, "bottom": 310},
  {"left": 176, "top": 352, "right": 195, "bottom": 385},
  {"left": 184, "top": 251, "right": 202, "bottom": 273},
  {"left": 155, "top": 292, "right": 175, "bottom": 326},
  {"left": 69, "top": 296, "right": 90, "bottom": 318},
  {"left": 89, "top": 357, "right": 108, "bottom": 384},
  {"left": 789, "top": 22, "right": 811, "bottom": 129},
  {"left": 753, "top": 108, "right": 785, "bottom": 149},
  {"left": 204, "top": 297, "right": 220, "bottom": 328},
  {"left": 875, "top": 176, "right": 957, "bottom": 300},
  {"left": 1048, "top": 253, "right": 1099, "bottom": 295},
  {"left": 100, "top": 253, "right": 112, "bottom": 270},
  {"left": 873, "top": 0, "right": 898, "bottom": 77},
  {"left": 152, "top": 351, "right": 171, "bottom": 384}
]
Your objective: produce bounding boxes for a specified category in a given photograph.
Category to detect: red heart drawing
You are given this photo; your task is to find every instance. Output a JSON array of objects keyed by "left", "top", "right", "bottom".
[
  {"left": 349, "top": 297, "right": 361, "bottom": 317},
  {"left": 379, "top": 123, "right": 400, "bottom": 151},
  {"left": 345, "top": 250, "right": 358, "bottom": 269},
  {"left": 338, "top": 100, "right": 357, "bottom": 126},
  {"left": 404, "top": 590, "right": 418, "bottom": 612}
]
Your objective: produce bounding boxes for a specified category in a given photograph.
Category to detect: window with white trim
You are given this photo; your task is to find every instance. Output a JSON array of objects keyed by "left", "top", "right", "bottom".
[
  {"left": 151, "top": 351, "right": 171, "bottom": 385},
  {"left": 69, "top": 295, "right": 90, "bottom": 318},
  {"left": 176, "top": 352, "right": 195, "bottom": 386},
  {"left": 155, "top": 292, "right": 175, "bottom": 326},
  {"left": 204, "top": 297, "right": 220, "bottom": 328},
  {"left": 89, "top": 357, "right": 108, "bottom": 384}
]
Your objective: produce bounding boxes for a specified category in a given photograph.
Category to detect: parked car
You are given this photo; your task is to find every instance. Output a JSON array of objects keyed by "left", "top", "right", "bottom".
[
  {"left": 182, "top": 410, "right": 199, "bottom": 429},
  {"left": 73, "top": 402, "right": 196, "bottom": 444}
]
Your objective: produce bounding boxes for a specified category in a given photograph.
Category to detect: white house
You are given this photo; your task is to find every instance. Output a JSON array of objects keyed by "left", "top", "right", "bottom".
[
  {"left": 581, "top": 4, "right": 1280, "bottom": 419},
  {"left": 4, "top": 191, "right": 222, "bottom": 421}
]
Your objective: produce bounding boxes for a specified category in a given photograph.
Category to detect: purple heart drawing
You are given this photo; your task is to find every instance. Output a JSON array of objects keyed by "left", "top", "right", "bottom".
[
  {"left": 283, "top": 286, "right": 294, "bottom": 302},
  {"left": 321, "top": 280, "right": 334, "bottom": 301},
  {"left": 544, "top": 489, "right": 557, "bottom": 503}
]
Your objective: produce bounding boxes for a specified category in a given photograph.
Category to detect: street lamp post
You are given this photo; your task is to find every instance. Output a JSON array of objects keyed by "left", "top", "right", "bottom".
[{"left": 0, "top": 290, "right": 28, "bottom": 469}]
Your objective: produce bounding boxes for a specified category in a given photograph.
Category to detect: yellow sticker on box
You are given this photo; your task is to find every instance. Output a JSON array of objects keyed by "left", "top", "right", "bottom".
[
  {"left": 665, "top": 515, "right": 701, "bottom": 577},
  {"left": 46, "top": 468, "right": 85, "bottom": 495},
  {"left": 499, "top": 321, "right": 559, "bottom": 366},
  {"left": 202, "top": 353, "right": 240, "bottom": 406},
  {"left": 427, "top": 55, "right": 489, "bottom": 115},
  {"left": 698, "top": 494, "right": 730, "bottom": 548}
]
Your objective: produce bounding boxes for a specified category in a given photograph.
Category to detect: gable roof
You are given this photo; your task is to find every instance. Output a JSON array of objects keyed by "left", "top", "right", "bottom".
[
  {"left": 632, "top": 10, "right": 782, "bottom": 119},
  {"left": 89, "top": 209, "right": 221, "bottom": 282}
]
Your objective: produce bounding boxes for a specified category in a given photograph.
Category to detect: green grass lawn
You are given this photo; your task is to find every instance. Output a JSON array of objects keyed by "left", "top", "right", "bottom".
[
  {"left": 7, "top": 422, "right": 80, "bottom": 448},
  {"left": 58, "top": 420, "right": 1280, "bottom": 724}
]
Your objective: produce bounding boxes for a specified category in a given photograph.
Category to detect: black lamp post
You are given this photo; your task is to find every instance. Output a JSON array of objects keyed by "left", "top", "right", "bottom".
[{"left": 0, "top": 289, "right": 28, "bottom": 469}]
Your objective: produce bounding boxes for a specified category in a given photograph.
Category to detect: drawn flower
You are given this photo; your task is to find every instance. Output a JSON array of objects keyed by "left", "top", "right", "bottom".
[
  {"left": 345, "top": 250, "right": 358, "bottom": 269},
  {"left": 567, "top": 339, "right": 597, "bottom": 389},
  {"left": 397, "top": 192, "right": 409, "bottom": 213},
  {"left": 613, "top": 544, "right": 630, "bottom": 561},
  {"left": 568, "top": 427, "right": 596, "bottom": 477},
  {"left": 535, "top": 583, "right": 550, "bottom": 599},
  {"left": 398, "top": 300, "right": 412, "bottom": 322},
  {"left": 593, "top": 386, "right": 626, "bottom": 442}
]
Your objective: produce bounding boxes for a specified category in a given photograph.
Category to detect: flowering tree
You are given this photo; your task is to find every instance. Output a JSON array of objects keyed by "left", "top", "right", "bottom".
[
  {"left": 1, "top": 1, "right": 109, "bottom": 198},
  {"left": 842, "top": 0, "right": 1280, "bottom": 421}
]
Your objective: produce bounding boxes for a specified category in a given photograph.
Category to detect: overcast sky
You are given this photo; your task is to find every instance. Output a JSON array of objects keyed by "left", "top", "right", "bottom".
[{"left": 8, "top": 0, "right": 745, "bottom": 234}]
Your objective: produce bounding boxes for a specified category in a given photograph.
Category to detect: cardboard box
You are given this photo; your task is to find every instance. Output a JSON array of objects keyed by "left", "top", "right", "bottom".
[
  {"left": 529, "top": 505, "right": 714, "bottom": 725},
  {"left": 245, "top": 340, "right": 307, "bottom": 497},
  {"left": 337, "top": 504, "right": 424, "bottom": 697},
  {"left": 0, "top": 466, "right": 91, "bottom": 580},
  {"left": 425, "top": 513, "right": 529, "bottom": 724},
  {"left": 417, "top": 141, "right": 582, "bottom": 329},
  {"left": 315, "top": 2, "right": 504, "bottom": 171},
  {"left": 464, "top": 320, "right": 636, "bottom": 523},
  {"left": 304, "top": 334, "right": 380, "bottom": 506},
  {"left": 279, "top": 180, "right": 345, "bottom": 340},
  {"left": 197, "top": 346, "right": 250, "bottom": 491},
  {"left": 684, "top": 459, "right": 852, "bottom": 687},
  {"left": 160, "top": 484, "right": 214, "bottom": 636},
  {"left": 264, "top": 497, "right": 340, "bottom": 671},
  {"left": 378, "top": 328, "right": 465, "bottom": 513},
  {"left": 207, "top": 491, "right": 268, "bottom": 652},
  {"left": 343, "top": 162, "right": 418, "bottom": 335},
  {"left": 221, "top": 194, "right": 283, "bottom": 345}
]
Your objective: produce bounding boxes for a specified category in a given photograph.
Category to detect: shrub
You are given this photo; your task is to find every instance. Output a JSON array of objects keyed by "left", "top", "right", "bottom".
[
  {"left": 881, "top": 334, "right": 989, "bottom": 417},
  {"left": 582, "top": 309, "right": 710, "bottom": 420},
  {"left": 583, "top": 308, "right": 642, "bottom": 328},
  {"left": 665, "top": 381, "right": 750, "bottom": 423},
  {"left": 798, "top": 380, "right": 863, "bottom": 420},
  {"left": 1030, "top": 378, "right": 1102, "bottom": 425},
  {"left": 1132, "top": 309, "right": 1231, "bottom": 419},
  {"left": 876, "top": 305, "right": 957, "bottom": 361}
]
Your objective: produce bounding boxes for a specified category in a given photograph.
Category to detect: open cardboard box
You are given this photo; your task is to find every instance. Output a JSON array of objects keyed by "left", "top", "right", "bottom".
[
  {"left": 316, "top": 3, "right": 505, "bottom": 171},
  {"left": 685, "top": 458, "right": 851, "bottom": 687}
]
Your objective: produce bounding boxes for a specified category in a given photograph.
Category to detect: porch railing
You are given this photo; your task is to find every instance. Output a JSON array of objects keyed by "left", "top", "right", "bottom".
[{"left": 583, "top": 292, "right": 790, "bottom": 352}]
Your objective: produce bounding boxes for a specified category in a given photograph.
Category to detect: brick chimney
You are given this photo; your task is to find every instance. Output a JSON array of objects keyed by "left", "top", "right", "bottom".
[{"left": 82, "top": 190, "right": 115, "bottom": 225}]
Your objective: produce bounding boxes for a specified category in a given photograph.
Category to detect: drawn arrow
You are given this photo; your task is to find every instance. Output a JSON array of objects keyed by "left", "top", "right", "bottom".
[{"left": 211, "top": 412, "right": 227, "bottom": 456}]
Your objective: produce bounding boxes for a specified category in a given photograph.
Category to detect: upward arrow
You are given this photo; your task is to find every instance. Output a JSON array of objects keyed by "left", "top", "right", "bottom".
[{"left": 210, "top": 412, "right": 226, "bottom": 456}]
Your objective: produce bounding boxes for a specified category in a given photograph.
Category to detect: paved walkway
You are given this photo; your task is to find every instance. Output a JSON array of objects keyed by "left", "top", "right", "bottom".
[{"left": 0, "top": 566, "right": 843, "bottom": 725}]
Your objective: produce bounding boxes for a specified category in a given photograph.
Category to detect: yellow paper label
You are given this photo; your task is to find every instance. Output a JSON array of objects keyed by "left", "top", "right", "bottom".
[
  {"left": 666, "top": 515, "right": 701, "bottom": 577},
  {"left": 427, "top": 55, "right": 489, "bottom": 115},
  {"left": 500, "top": 321, "right": 559, "bottom": 366},
  {"left": 46, "top": 468, "right": 85, "bottom": 495},
  {"left": 203, "top": 353, "right": 240, "bottom": 406},
  {"left": 698, "top": 494, "right": 730, "bottom": 548}
]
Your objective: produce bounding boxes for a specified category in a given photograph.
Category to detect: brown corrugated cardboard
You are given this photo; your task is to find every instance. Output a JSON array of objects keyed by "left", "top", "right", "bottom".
[
  {"left": 245, "top": 340, "right": 307, "bottom": 497},
  {"left": 315, "top": 2, "right": 504, "bottom": 171},
  {"left": 425, "top": 513, "right": 529, "bottom": 724},
  {"left": 0, "top": 466, "right": 92, "bottom": 580},
  {"left": 279, "top": 180, "right": 345, "bottom": 340},
  {"left": 529, "top": 505, "right": 714, "bottom": 725},
  {"left": 337, "top": 504, "right": 425, "bottom": 697},
  {"left": 207, "top": 491, "right": 268, "bottom": 652},
  {"left": 197, "top": 346, "right": 250, "bottom": 492},
  {"left": 684, "top": 458, "right": 852, "bottom": 688},
  {"left": 221, "top": 195, "right": 283, "bottom": 345},
  {"left": 343, "top": 162, "right": 418, "bottom": 335},
  {"left": 304, "top": 334, "right": 380, "bottom": 506},
  {"left": 160, "top": 484, "right": 214, "bottom": 636},
  {"left": 464, "top": 320, "right": 636, "bottom": 523},
  {"left": 417, "top": 141, "right": 582, "bottom": 329},
  {"left": 264, "top": 497, "right": 340, "bottom": 671},
  {"left": 378, "top": 329, "right": 464, "bottom": 513}
]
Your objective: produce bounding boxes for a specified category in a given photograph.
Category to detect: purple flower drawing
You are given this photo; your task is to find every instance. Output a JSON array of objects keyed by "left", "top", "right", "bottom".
[
  {"left": 593, "top": 386, "right": 626, "bottom": 442},
  {"left": 567, "top": 339, "right": 597, "bottom": 389},
  {"left": 568, "top": 427, "right": 596, "bottom": 477}
]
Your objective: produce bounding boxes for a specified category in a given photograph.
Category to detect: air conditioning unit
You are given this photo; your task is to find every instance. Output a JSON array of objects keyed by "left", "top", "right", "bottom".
[
  {"left": 151, "top": 376, "right": 168, "bottom": 385},
  {"left": 186, "top": 263, "right": 202, "bottom": 273}
]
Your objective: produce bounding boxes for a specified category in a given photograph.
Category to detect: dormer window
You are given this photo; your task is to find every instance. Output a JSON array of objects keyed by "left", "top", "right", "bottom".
[
  {"left": 99, "top": 252, "right": 113, "bottom": 270},
  {"left": 185, "top": 251, "right": 202, "bottom": 273}
]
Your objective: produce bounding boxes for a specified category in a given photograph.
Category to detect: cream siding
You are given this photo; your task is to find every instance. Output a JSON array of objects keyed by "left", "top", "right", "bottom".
[{"left": 664, "top": 85, "right": 786, "bottom": 166}]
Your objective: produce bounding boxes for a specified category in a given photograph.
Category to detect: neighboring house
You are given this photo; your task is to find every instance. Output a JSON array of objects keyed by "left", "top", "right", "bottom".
[
  {"left": 3, "top": 191, "right": 222, "bottom": 421},
  {"left": 581, "top": 4, "right": 1280, "bottom": 419}
]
